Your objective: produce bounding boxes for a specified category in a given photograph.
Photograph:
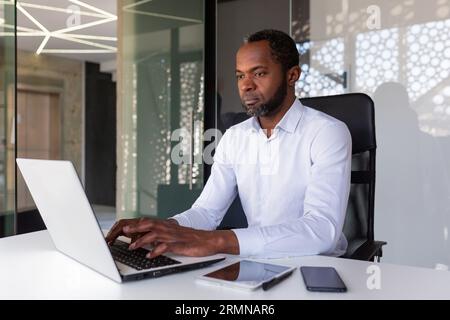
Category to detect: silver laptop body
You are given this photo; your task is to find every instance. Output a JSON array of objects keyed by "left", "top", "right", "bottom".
[{"left": 16, "top": 158, "right": 225, "bottom": 283}]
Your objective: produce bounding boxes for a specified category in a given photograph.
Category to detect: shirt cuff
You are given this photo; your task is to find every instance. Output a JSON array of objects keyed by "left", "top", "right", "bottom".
[
  {"left": 170, "top": 214, "right": 191, "bottom": 228},
  {"left": 232, "top": 227, "right": 265, "bottom": 257}
]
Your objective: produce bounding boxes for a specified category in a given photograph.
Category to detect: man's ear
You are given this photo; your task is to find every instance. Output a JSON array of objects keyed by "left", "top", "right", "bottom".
[{"left": 287, "top": 65, "right": 301, "bottom": 87}]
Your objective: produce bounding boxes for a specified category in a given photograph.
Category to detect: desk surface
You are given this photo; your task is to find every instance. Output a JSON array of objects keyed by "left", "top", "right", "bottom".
[{"left": 1, "top": 231, "right": 450, "bottom": 299}]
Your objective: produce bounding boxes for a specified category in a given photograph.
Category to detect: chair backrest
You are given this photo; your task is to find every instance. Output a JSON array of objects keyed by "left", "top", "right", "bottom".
[
  {"left": 299, "top": 93, "right": 376, "bottom": 257},
  {"left": 219, "top": 93, "right": 377, "bottom": 258}
]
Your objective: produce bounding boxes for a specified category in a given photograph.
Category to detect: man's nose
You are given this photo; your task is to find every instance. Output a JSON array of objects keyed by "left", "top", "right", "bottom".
[{"left": 240, "top": 77, "right": 256, "bottom": 92}]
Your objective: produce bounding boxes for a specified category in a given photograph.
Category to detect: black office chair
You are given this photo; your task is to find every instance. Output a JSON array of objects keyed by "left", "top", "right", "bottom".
[{"left": 218, "top": 93, "right": 387, "bottom": 262}]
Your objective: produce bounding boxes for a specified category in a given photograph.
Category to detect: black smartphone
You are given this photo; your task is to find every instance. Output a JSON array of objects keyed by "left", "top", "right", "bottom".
[{"left": 300, "top": 266, "right": 347, "bottom": 292}]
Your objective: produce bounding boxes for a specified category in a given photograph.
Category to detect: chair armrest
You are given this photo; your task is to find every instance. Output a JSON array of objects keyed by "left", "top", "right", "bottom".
[{"left": 348, "top": 240, "right": 387, "bottom": 261}]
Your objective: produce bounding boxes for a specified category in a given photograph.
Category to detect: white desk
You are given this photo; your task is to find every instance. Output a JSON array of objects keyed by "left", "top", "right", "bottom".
[{"left": 1, "top": 230, "right": 450, "bottom": 299}]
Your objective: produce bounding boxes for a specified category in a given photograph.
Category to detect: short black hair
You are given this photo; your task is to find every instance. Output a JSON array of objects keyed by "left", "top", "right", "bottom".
[{"left": 246, "top": 29, "right": 299, "bottom": 71}]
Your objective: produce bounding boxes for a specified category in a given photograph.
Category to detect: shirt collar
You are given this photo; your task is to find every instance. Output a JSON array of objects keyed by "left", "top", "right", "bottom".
[{"left": 250, "top": 98, "right": 304, "bottom": 134}]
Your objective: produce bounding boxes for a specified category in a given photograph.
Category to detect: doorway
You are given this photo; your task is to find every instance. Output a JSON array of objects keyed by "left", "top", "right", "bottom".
[{"left": 16, "top": 88, "right": 61, "bottom": 211}]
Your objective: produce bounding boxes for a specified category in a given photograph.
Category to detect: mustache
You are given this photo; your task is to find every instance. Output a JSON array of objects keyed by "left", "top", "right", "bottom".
[{"left": 242, "top": 93, "right": 261, "bottom": 100}]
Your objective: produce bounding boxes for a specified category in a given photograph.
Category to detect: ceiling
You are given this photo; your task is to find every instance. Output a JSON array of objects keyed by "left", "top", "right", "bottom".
[{"left": 13, "top": 0, "right": 117, "bottom": 64}]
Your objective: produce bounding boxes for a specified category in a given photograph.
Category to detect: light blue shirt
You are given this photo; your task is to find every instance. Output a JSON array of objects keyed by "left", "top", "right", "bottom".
[{"left": 172, "top": 99, "right": 352, "bottom": 258}]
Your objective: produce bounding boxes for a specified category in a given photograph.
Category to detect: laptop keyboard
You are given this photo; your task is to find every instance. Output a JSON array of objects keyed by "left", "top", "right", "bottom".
[{"left": 110, "top": 239, "right": 181, "bottom": 271}]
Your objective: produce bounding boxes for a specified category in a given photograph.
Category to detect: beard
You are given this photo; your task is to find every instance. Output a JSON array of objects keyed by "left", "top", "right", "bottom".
[{"left": 241, "top": 78, "right": 287, "bottom": 117}]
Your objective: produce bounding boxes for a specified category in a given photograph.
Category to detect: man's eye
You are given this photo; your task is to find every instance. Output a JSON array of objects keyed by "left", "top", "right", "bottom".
[
  {"left": 255, "top": 72, "right": 266, "bottom": 77},
  {"left": 236, "top": 74, "right": 244, "bottom": 80}
]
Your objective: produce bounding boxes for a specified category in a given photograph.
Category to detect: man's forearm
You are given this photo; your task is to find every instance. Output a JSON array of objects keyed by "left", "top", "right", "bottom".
[
  {"left": 167, "top": 218, "right": 179, "bottom": 225},
  {"left": 170, "top": 217, "right": 240, "bottom": 255},
  {"left": 210, "top": 230, "right": 240, "bottom": 255},
  {"left": 169, "top": 218, "right": 239, "bottom": 255}
]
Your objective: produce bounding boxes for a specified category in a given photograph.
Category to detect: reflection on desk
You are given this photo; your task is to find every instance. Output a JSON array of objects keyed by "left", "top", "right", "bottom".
[{"left": 1, "top": 231, "right": 450, "bottom": 299}]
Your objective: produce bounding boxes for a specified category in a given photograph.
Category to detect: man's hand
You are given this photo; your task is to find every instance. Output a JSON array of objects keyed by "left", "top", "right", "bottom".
[
  {"left": 105, "top": 218, "right": 239, "bottom": 258},
  {"left": 105, "top": 218, "right": 178, "bottom": 245}
]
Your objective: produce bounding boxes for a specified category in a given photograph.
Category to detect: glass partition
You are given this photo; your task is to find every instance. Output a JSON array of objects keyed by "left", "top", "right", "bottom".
[
  {"left": 118, "top": 0, "right": 206, "bottom": 219},
  {"left": 0, "top": 0, "right": 16, "bottom": 237},
  {"left": 291, "top": 0, "right": 450, "bottom": 268}
]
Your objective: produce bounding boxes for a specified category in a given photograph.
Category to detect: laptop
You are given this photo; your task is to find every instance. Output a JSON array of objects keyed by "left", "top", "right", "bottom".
[{"left": 16, "top": 158, "right": 226, "bottom": 283}]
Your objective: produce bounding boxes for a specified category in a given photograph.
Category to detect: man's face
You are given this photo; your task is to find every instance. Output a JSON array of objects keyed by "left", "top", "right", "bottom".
[{"left": 236, "top": 41, "right": 287, "bottom": 117}]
